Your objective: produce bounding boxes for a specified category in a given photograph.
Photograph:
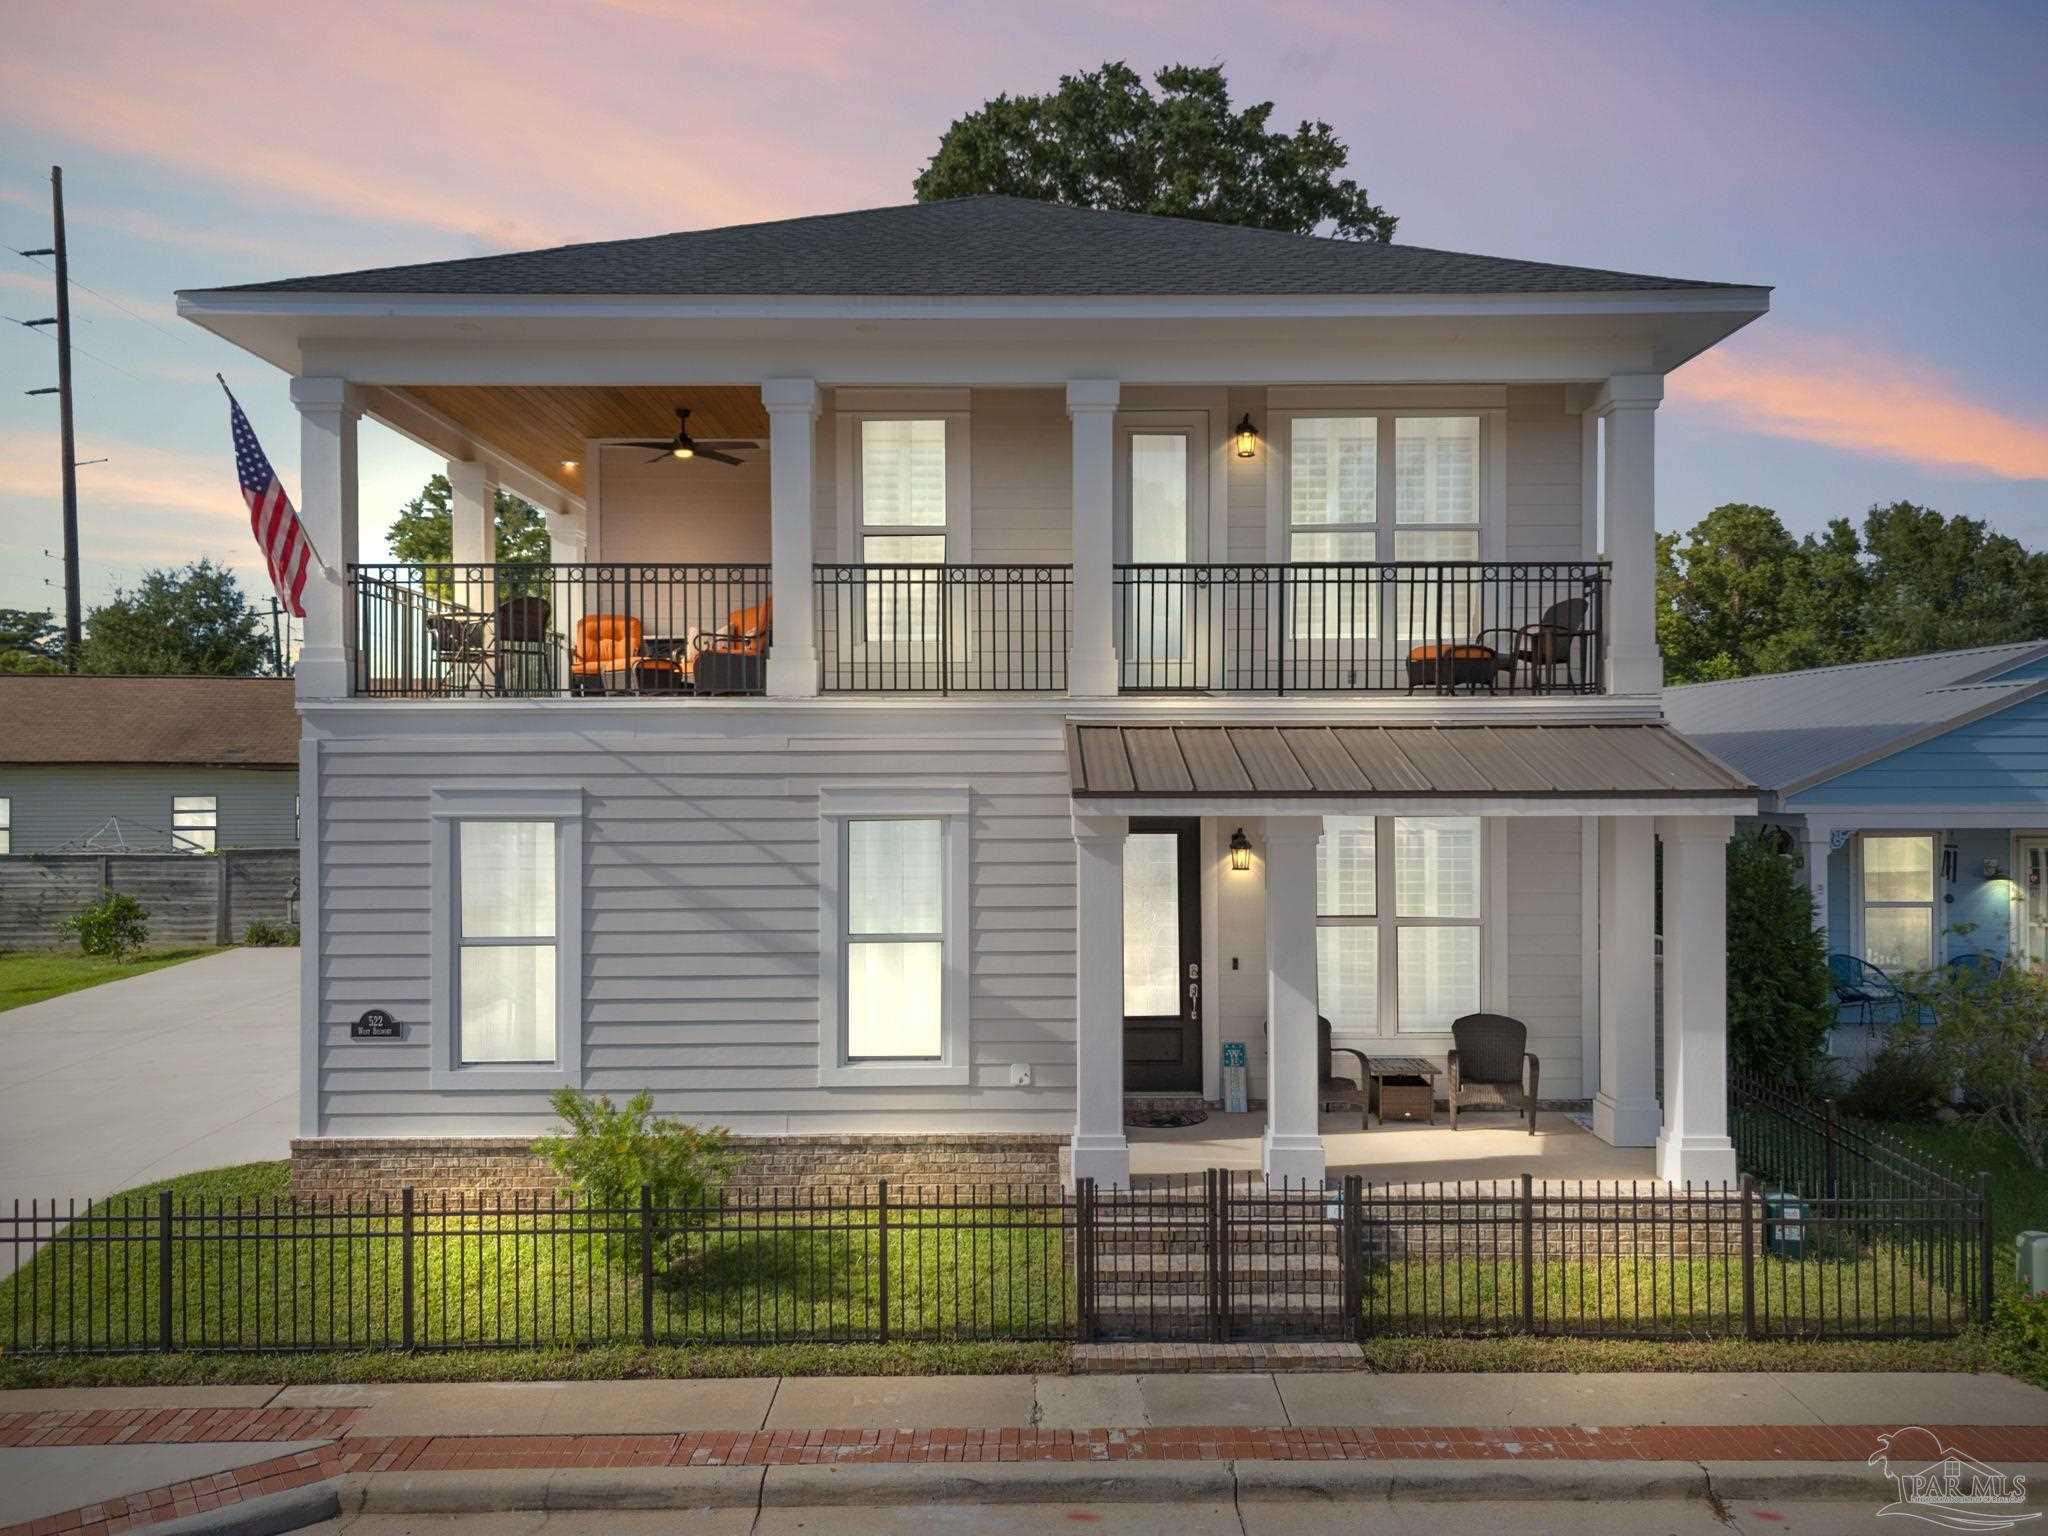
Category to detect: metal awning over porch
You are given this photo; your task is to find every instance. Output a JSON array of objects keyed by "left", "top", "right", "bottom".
[{"left": 1064, "top": 721, "right": 1756, "bottom": 816}]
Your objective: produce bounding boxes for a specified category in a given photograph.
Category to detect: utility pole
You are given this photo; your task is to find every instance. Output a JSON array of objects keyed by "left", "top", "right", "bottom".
[
  {"left": 21, "top": 166, "right": 81, "bottom": 671},
  {"left": 267, "top": 596, "right": 285, "bottom": 676}
]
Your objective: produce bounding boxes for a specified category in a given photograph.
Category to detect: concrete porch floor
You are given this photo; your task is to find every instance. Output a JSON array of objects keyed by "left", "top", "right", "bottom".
[{"left": 1126, "top": 1109, "right": 1659, "bottom": 1186}]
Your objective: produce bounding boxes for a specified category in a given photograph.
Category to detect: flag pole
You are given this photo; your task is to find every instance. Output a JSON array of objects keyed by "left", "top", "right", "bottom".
[{"left": 218, "top": 373, "right": 339, "bottom": 582}]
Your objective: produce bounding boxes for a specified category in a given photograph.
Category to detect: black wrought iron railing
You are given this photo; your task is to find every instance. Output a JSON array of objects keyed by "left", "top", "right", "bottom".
[
  {"left": 1113, "top": 561, "right": 1609, "bottom": 694},
  {"left": 814, "top": 564, "right": 1073, "bottom": 693},
  {"left": 350, "top": 563, "right": 770, "bottom": 698}
]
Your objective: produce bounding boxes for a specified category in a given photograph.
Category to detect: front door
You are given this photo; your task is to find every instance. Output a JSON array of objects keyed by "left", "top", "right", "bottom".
[
  {"left": 1123, "top": 817, "right": 1202, "bottom": 1092},
  {"left": 2019, "top": 838, "right": 2048, "bottom": 968}
]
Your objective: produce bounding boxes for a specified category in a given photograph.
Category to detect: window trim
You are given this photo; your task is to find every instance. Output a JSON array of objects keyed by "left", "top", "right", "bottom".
[
  {"left": 428, "top": 787, "right": 585, "bottom": 1092},
  {"left": 817, "top": 786, "right": 971, "bottom": 1088},
  {"left": 1316, "top": 815, "right": 1502, "bottom": 1040},
  {"left": 1854, "top": 831, "right": 1939, "bottom": 972},
  {"left": 172, "top": 794, "right": 217, "bottom": 854}
]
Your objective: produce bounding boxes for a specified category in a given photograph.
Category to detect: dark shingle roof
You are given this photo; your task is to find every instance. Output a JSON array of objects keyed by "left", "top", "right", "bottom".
[
  {"left": 0, "top": 677, "right": 298, "bottom": 767},
  {"left": 207, "top": 196, "right": 1747, "bottom": 299}
]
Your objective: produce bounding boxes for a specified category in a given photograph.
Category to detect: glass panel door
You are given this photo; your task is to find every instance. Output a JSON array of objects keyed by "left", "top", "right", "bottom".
[{"left": 1123, "top": 818, "right": 1201, "bottom": 1091}]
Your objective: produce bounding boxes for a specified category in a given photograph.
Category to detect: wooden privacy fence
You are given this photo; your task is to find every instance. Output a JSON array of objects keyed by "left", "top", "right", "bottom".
[{"left": 0, "top": 849, "right": 297, "bottom": 948}]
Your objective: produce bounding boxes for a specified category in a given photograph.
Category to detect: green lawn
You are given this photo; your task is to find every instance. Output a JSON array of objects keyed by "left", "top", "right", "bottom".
[{"left": 0, "top": 946, "right": 219, "bottom": 1012}]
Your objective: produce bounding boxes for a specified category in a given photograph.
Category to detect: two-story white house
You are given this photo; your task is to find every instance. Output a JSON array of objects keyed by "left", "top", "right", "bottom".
[{"left": 178, "top": 196, "right": 1763, "bottom": 1191}]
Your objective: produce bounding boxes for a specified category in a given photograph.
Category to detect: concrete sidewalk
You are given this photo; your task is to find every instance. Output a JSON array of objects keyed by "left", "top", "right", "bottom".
[{"left": 4, "top": 1371, "right": 2046, "bottom": 1535}]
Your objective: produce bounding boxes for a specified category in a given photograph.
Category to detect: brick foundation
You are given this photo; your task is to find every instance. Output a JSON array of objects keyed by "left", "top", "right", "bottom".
[{"left": 289, "top": 1132, "right": 1067, "bottom": 1200}]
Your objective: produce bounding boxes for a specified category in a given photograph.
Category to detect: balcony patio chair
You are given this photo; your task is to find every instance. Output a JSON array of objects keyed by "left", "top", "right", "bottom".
[
  {"left": 569, "top": 613, "right": 680, "bottom": 696},
  {"left": 694, "top": 597, "right": 772, "bottom": 696},
  {"left": 424, "top": 611, "right": 493, "bottom": 695},
  {"left": 492, "top": 595, "right": 555, "bottom": 694},
  {"left": 1479, "top": 597, "right": 1596, "bottom": 694},
  {"left": 1827, "top": 952, "right": 1903, "bottom": 1029},
  {"left": 1447, "top": 1012, "right": 1540, "bottom": 1133}
]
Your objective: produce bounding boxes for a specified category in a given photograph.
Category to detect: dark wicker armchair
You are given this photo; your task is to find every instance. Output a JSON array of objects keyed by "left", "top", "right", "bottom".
[
  {"left": 1318, "top": 1016, "right": 1372, "bottom": 1127},
  {"left": 1479, "top": 597, "right": 1596, "bottom": 694},
  {"left": 1447, "top": 1012, "right": 1540, "bottom": 1133}
]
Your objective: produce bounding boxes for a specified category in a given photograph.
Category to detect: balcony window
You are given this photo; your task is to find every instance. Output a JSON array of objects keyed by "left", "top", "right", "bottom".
[
  {"left": 859, "top": 418, "right": 948, "bottom": 643},
  {"left": 1394, "top": 417, "right": 1482, "bottom": 647},
  {"left": 1289, "top": 417, "right": 1377, "bottom": 639}
]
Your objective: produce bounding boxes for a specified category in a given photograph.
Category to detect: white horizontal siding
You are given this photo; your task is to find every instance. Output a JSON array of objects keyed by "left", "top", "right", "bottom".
[{"left": 1504, "top": 386, "right": 1586, "bottom": 562}]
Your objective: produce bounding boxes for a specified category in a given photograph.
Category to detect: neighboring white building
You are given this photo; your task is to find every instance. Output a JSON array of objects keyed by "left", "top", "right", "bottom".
[{"left": 178, "top": 196, "right": 1765, "bottom": 1188}]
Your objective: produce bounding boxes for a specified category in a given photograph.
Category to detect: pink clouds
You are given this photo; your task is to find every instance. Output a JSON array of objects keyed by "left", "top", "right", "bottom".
[{"left": 1668, "top": 331, "right": 2048, "bottom": 482}]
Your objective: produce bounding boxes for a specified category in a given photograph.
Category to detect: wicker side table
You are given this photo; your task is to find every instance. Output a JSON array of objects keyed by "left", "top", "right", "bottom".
[{"left": 1365, "top": 1055, "right": 1441, "bottom": 1126}]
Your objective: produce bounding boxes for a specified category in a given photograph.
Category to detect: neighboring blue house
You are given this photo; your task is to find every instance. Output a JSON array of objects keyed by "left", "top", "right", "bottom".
[{"left": 1666, "top": 643, "right": 2048, "bottom": 999}]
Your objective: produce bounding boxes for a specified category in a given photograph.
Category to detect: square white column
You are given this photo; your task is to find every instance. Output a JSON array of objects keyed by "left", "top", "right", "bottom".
[
  {"left": 1593, "top": 815, "right": 1660, "bottom": 1146},
  {"left": 289, "top": 377, "right": 359, "bottom": 701},
  {"left": 1595, "top": 375, "right": 1663, "bottom": 697},
  {"left": 1066, "top": 379, "right": 1120, "bottom": 698},
  {"left": 1261, "top": 816, "right": 1326, "bottom": 1186},
  {"left": 1656, "top": 815, "right": 1739, "bottom": 1184},
  {"left": 1799, "top": 821, "right": 1833, "bottom": 938},
  {"left": 1071, "top": 812, "right": 1130, "bottom": 1188},
  {"left": 447, "top": 459, "right": 497, "bottom": 621},
  {"left": 762, "top": 378, "right": 821, "bottom": 698}
]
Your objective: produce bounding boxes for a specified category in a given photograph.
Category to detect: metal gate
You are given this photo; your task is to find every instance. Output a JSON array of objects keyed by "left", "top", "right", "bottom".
[{"left": 1076, "top": 1170, "right": 1362, "bottom": 1341}]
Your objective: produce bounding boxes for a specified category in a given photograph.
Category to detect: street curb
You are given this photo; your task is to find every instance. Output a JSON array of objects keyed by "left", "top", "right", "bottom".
[
  {"left": 135, "top": 1484, "right": 341, "bottom": 1536},
  {"left": 330, "top": 1456, "right": 1978, "bottom": 1511}
]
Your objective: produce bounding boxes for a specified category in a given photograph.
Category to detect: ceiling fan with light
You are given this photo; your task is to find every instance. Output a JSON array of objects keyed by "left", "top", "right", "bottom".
[{"left": 619, "top": 407, "right": 760, "bottom": 466}]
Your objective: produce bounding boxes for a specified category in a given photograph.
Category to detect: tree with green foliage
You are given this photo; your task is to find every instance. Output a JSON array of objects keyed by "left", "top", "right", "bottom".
[
  {"left": 1724, "top": 829, "right": 1836, "bottom": 1086},
  {"left": 1659, "top": 500, "right": 2048, "bottom": 684},
  {"left": 387, "top": 474, "right": 552, "bottom": 598},
  {"left": 915, "top": 61, "right": 1397, "bottom": 241},
  {"left": 80, "top": 560, "right": 270, "bottom": 676},
  {"left": 0, "top": 608, "right": 63, "bottom": 674}
]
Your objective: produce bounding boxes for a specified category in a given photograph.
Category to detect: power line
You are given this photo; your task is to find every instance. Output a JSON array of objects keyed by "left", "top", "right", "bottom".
[
  {"left": 6, "top": 311, "right": 153, "bottom": 385},
  {"left": 10, "top": 246, "right": 188, "bottom": 347}
]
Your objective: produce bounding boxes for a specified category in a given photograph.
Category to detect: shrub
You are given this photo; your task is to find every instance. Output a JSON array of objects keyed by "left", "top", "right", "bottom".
[
  {"left": 1725, "top": 829, "right": 1835, "bottom": 1086},
  {"left": 1837, "top": 1027, "right": 1946, "bottom": 1123},
  {"left": 241, "top": 919, "right": 300, "bottom": 947},
  {"left": 1909, "top": 965, "right": 2048, "bottom": 1170},
  {"left": 61, "top": 892, "right": 150, "bottom": 959},
  {"left": 535, "top": 1088, "right": 740, "bottom": 1261}
]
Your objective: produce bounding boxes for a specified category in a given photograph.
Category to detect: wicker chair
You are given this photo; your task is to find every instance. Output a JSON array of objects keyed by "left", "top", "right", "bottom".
[
  {"left": 1479, "top": 597, "right": 1596, "bottom": 694},
  {"left": 1447, "top": 1012, "right": 1539, "bottom": 1133},
  {"left": 1318, "top": 1016, "right": 1372, "bottom": 1127}
]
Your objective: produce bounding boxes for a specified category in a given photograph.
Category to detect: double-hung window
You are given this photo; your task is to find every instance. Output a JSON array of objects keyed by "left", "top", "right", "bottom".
[
  {"left": 172, "top": 795, "right": 217, "bottom": 853},
  {"left": 1316, "top": 816, "right": 1485, "bottom": 1036},
  {"left": 429, "top": 788, "right": 583, "bottom": 1090},
  {"left": 1288, "top": 416, "right": 1376, "bottom": 640},
  {"left": 1393, "top": 417, "right": 1482, "bottom": 646},
  {"left": 860, "top": 418, "right": 948, "bottom": 645},
  {"left": 1860, "top": 834, "right": 1936, "bottom": 972},
  {"left": 819, "top": 788, "right": 970, "bottom": 1086},
  {"left": 0, "top": 797, "right": 10, "bottom": 855}
]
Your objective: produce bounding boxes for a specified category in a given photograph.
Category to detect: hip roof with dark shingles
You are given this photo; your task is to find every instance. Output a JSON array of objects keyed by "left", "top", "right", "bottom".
[
  {"left": 0, "top": 676, "right": 298, "bottom": 767},
  {"left": 203, "top": 196, "right": 1752, "bottom": 299}
]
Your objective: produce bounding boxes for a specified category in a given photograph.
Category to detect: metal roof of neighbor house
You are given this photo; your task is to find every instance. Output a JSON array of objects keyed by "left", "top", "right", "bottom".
[
  {"left": 0, "top": 676, "right": 298, "bottom": 768},
  {"left": 1662, "top": 641, "right": 2048, "bottom": 795},
  {"left": 1065, "top": 723, "right": 1752, "bottom": 798},
  {"left": 205, "top": 196, "right": 1755, "bottom": 299}
]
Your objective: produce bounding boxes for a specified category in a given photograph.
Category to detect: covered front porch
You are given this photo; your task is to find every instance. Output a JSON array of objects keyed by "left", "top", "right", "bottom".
[{"left": 1066, "top": 720, "right": 1759, "bottom": 1190}]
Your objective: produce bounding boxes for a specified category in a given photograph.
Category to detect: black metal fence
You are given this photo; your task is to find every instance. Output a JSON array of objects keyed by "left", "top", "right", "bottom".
[
  {"left": 814, "top": 564, "right": 1073, "bottom": 693},
  {"left": 1114, "top": 561, "right": 1608, "bottom": 694},
  {"left": 3, "top": 1164, "right": 1987, "bottom": 1354},
  {"left": 350, "top": 563, "right": 770, "bottom": 698}
]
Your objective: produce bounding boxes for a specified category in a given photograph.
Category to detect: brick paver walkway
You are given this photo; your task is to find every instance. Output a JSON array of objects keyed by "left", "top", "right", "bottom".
[{"left": 7, "top": 1406, "right": 2047, "bottom": 1536}]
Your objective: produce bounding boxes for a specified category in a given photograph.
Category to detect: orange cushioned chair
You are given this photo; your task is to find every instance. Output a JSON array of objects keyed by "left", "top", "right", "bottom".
[
  {"left": 693, "top": 598, "right": 772, "bottom": 694},
  {"left": 571, "top": 613, "right": 679, "bottom": 695},
  {"left": 1405, "top": 641, "right": 1498, "bottom": 695}
]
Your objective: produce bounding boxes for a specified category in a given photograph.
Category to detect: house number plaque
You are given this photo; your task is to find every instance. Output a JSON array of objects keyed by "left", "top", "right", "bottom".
[{"left": 351, "top": 1008, "right": 402, "bottom": 1041}]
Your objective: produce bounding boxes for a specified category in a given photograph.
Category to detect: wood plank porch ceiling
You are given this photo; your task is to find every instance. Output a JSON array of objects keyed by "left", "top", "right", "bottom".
[
  {"left": 1066, "top": 723, "right": 1754, "bottom": 799},
  {"left": 397, "top": 385, "right": 770, "bottom": 496}
]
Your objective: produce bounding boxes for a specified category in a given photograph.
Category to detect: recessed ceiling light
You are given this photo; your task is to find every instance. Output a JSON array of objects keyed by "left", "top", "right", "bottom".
[{"left": 559, "top": 460, "right": 579, "bottom": 471}]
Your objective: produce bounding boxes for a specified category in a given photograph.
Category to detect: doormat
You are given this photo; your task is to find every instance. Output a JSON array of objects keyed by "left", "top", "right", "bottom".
[{"left": 1125, "top": 1107, "right": 1210, "bottom": 1129}]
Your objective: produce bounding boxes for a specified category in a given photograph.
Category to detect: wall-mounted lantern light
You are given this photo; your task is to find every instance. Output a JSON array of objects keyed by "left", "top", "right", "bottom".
[
  {"left": 1229, "top": 826, "right": 1253, "bottom": 872},
  {"left": 1234, "top": 413, "right": 1258, "bottom": 459},
  {"left": 1983, "top": 858, "right": 2007, "bottom": 881}
]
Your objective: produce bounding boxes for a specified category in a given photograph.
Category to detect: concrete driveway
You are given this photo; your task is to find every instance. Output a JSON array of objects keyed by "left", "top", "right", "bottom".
[{"left": 0, "top": 947, "right": 297, "bottom": 1201}]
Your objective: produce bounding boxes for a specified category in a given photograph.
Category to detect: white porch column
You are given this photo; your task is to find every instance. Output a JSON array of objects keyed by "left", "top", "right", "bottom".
[
  {"left": 1593, "top": 816, "right": 1660, "bottom": 1146},
  {"left": 1072, "top": 812, "right": 1130, "bottom": 1188},
  {"left": 1595, "top": 375, "right": 1663, "bottom": 697},
  {"left": 1261, "top": 816, "right": 1326, "bottom": 1186},
  {"left": 1656, "top": 816, "right": 1739, "bottom": 1184},
  {"left": 289, "top": 377, "right": 359, "bottom": 701},
  {"left": 1066, "top": 379, "right": 1120, "bottom": 698},
  {"left": 446, "top": 459, "right": 497, "bottom": 568},
  {"left": 1799, "top": 820, "right": 1833, "bottom": 940},
  {"left": 762, "top": 378, "right": 821, "bottom": 698}
]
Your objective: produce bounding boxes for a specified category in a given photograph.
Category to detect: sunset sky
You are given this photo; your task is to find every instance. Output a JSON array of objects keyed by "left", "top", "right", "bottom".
[{"left": 1, "top": 0, "right": 2043, "bottom": 620}]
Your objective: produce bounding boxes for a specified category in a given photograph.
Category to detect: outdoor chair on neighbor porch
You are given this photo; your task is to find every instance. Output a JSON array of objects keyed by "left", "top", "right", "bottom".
[
  {"left": 1827, "top": 952, "right": 1903, "bottom": 1029},
  {"left": 1447, "top": 1012, "right": 1540, "bottom": 1133}
]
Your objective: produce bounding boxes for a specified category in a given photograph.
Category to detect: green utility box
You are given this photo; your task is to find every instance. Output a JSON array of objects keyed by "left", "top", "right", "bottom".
[
  {"left": 1763, "top": 1190, "right": 1805, "bottom": 1260},
  {"left": 2020, "top": 1231, "right": 2048, "bottom": 1297}
]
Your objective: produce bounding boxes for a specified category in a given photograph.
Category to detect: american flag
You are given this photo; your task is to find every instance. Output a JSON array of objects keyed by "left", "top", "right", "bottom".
[{"left": 223, "top": 380, "right": 316, "bottom": 617}]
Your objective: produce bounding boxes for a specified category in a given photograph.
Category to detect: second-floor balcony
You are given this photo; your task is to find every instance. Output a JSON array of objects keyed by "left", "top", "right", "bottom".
[{"left": 350, "top": 560, "right": 1607, "bottom": 700}]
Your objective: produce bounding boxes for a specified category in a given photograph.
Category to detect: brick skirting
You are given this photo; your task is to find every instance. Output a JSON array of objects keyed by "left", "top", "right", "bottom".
[{"left": 289, "top": 1133, "right": 1067, "bottom": 1199}]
